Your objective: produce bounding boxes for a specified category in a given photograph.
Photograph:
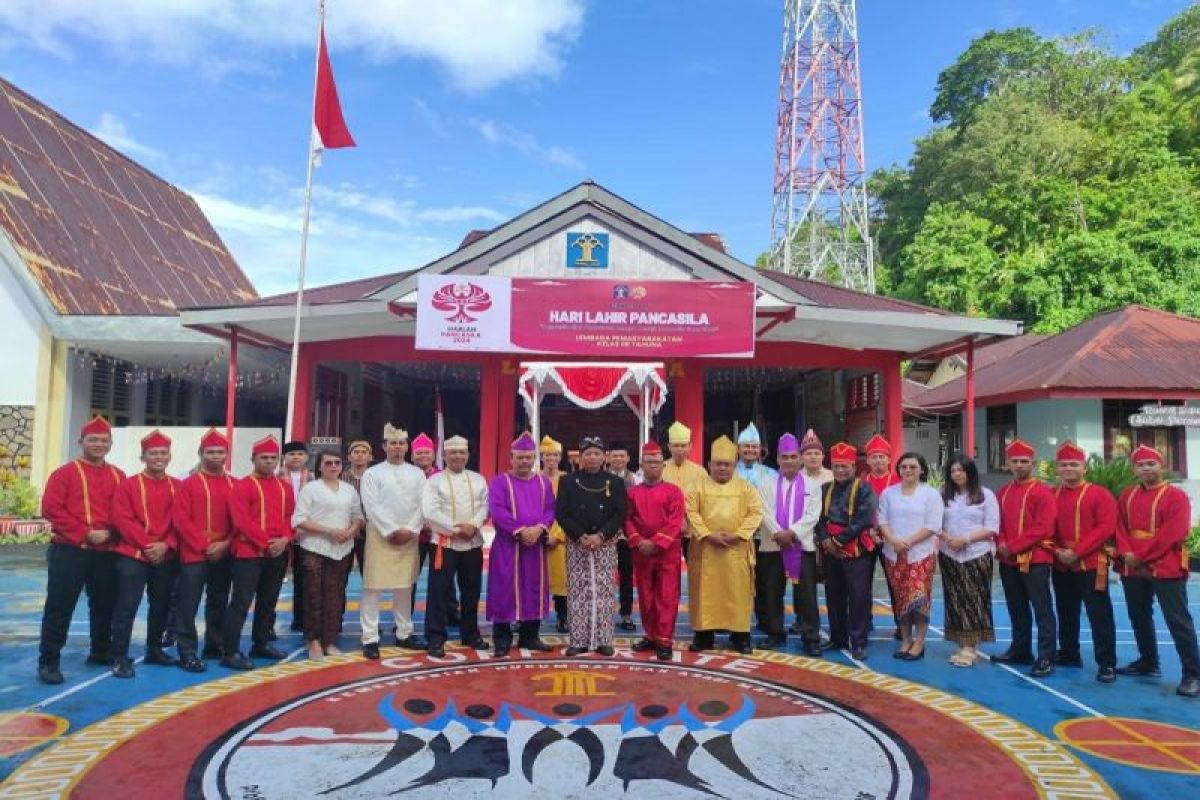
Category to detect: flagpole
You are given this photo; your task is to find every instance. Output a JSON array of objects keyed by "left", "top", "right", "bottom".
[{"left": 284, "top": 0, "right": 327, "bottom": 441}]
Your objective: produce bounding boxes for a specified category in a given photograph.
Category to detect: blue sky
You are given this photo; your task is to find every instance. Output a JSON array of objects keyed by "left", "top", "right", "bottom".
[{"left": 0, "top": 0, "right": 1192, "bottom": 296}]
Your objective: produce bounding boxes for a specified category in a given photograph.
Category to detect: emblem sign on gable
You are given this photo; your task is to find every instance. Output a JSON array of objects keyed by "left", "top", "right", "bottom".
[{"left": 567, "top": 231, "right": 609, "bottom": 269}]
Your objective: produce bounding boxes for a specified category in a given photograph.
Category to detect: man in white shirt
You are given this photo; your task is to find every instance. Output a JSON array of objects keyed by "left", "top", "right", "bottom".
[
  {"left": 758, "top": 433, "right": 822, "bottom": 655},
  {"left": 421, "top": 435, "right": 490, "bottom": 658},
  {"left": 358, "top": 424, "right": 427, "bottom": 659}
]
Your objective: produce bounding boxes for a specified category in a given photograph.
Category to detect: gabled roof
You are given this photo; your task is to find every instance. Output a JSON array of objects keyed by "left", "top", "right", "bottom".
[
  {"left": 907, "top": 305, "right": 1200, "bottom": 411},
  {"left": 0, "top": 78, "right": 257, "bottom": 316}
]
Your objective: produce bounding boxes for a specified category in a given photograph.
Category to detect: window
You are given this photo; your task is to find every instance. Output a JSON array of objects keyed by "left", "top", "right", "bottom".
[
  {"left": 144, "top": 377, "right": 193, "bottom": 427},
  {"left": 1103, "top": 399, "right": 1186, "bottom": 477},
  {"left": 89, "top": 357, "right": 133, "bottom": 427},
  {"left": 986, "top": 404, "right": 1016, "bottom": 471}
]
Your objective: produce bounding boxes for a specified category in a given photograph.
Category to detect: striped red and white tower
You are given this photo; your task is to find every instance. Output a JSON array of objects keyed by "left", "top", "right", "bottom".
[{"left": 769, "top": 0, "right": 875, "bottom": 292}]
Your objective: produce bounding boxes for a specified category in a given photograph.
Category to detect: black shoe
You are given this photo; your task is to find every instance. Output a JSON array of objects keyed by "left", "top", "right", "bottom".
[
  {"left": 266, "top": 629, "right": 278, "bottom": 641},
  {"left": 249, "top": 644, "right": 287, "bottom": 660},
  {"left": 851, "top": 648, "right": 868, "bottom": 661},
  {"left": 632, "top": 639, "right": 657, "bottom": 652},
  {"left": 362, "top": 643, "right": 380, "bottom": 660},
  {"left": 427, "top": 643, "right": 446, "bottom": 658},
  {"left": 991, "top": 649, "right": 1035, "bottom": 666},
  {"left": 556, "top": 617, "right": 568, "bottom": 633},
  {"left": 1117, "top": 659, "right": 1161, "bottom": 677},
  {"left": 201, "top": 646, "right": 223, "bottom": 660},
  {"left": 596, "top": 645, "right": 615, "bottom": 657},
  {"left": 463, "top": 637, "right": 491, "bottom": 651},
  {"left": 564, "top": 646, "right": 588, "bottom": 657},
  {"left": 85, "top": 652, "right": 114, "bottom": 667},
  {"left": 893, "top": 629, "right": 903, "bottom": 641},
  {"left": 179, "top": 655, "right": 206, "bottom": 673},
  {"left": 1177, "top": 677, "right": 1200, "bottom": 697},
  {"left": 803, "top": 643, "right": 823, "bottom": 658},
  {"left": 144, "top": 647, "right": 179, "bottom": 666},
  {"left": 733, "top": 640, "right": 754, "bottom": 655},
  {"left": 221, "top": 653, "right": 254, "bottom": 670},
  {"left": 656, "top": 646, "right": 674, "bottom": 661},
  {"left": 160, "top": 632, "right": 176, "bottom": 648},
  {"left": 1096, "top": 666, "right": 1117, "bottom": 684},
  {"left": 1031, "top": 658, "right": 1055, "bottom": 678},
  {"left": 688, "top": 640, "right": 714, "bottom": 653},
  {"left": 493, "top": 642, "right": 512, "bottom": 659},
  {"left": 618, "top": 617, "right": 637, "bottom": 632},
  {"left": 38, "top": 664, "right": 64, "bottom": 684},
  {"left": 112, "top": 657, "right": 136, "bottom": 679},
  {"left": 520, "top": 639, "right": 553, "bottom": 653},
  {"left": 821, "top": 640, "right": 848, "bottom": 652},
  {"left": 396, "top": 635, "right": 427, "bottom": 651},
  {"left": 1053, "top": 650, "right": 1083, "bottom": 668},
  {"left": 900, "top": 648, "right": 926, "bottom": 662},
  {"left": 760, "top": 636, "right": 787, "bottom": 649},
  {"left": 787, "top": 623, "right": 801, "bottom": 635}
]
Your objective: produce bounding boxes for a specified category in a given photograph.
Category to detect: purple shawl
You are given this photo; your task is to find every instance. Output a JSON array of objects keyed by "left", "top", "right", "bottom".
[{"left": 775, "top": 473, "right": 805, "bottom": 580}]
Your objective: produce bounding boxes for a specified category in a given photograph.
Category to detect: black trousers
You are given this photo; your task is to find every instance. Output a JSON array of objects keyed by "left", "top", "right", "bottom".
[
  {"left": 999, "top": 563, "right": 1056, "bottom": 661},
  {"left": 790, "top": 551, "right": 822, "bottom": 646},
  {"left": 110, "top": 555, "right": 177, "bottom": 659},
  {"left": 617, "top": 539, "right": 634, "bottom": 617},
  {"left": 39, "top": 544, "right": 117, "bottom": 666},
  {"left": 755, "top": 551, "right": 786, "bottom": 636},
  {"left": 494, "top": 620, "right": 542, "bottom": 648},
  {"left": 1123, "top": 576, "right": 1200, "bottom": 679},
  {"left": 824, "top": 552, "right": 873, "bottom": 651},
  {"left": 1051, "top": 568, "right": 1117, "bottom": 668},
  {"left": 424, "top": 547, "right": 483, "bottom": 646},
  {"left": 176, "top": 558, "right": 233, "bottom": 657},
  {"left": 223, "top": 553, "right": 288, "bottom": 654},
  {"left": 415, "top": 540, "right": 460, "bottom": 619}
]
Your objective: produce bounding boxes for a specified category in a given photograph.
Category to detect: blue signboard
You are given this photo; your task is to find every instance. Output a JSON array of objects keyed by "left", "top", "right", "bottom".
[{"left": 566, "top": 231, "right": 609, "bottom": 269}]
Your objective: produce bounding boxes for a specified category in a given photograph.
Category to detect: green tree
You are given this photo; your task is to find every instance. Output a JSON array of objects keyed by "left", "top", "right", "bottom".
[{"left": 930, "top": 28, "right": 1056, "bottom": 127}]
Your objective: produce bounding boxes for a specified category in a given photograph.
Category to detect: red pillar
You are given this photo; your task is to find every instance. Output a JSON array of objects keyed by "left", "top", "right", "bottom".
[
  {"left": 224, "top": 327, "right": 238, "bottom": 469},
  {"left": 672, "top": 359, "right": 705, "bottom": 459},
  {"left": 883, "top": 357, "right": 904, "bottom": 454},
  {"left": 290, "top": 345, "right": 315, "bottom": 441},
  {"left": 495, "top": 360, "right": 518, "bottom": 475},
  {"left": 965, "top": 339, "right": 976, "bottom": 459},
  {"left": 479, "top": 358, "right": 500, "bottom": 479}
]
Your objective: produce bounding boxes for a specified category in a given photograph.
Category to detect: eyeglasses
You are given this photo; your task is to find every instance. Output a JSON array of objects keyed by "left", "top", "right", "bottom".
[{"left": 324, "top": 459, "right": 343, "bottom": 466}]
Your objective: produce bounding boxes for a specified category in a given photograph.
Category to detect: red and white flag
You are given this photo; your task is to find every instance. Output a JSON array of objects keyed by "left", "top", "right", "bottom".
[{"left": 313, "top": 23, "right": 355, "bottom": 158}]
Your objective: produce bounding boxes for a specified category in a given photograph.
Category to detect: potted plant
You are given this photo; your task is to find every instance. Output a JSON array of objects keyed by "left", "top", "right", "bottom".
[
  {"left": 0, "top": 473, "right": 43, "bottom": 543},
  {"left": 1187, "top": 526, "right": 1200, "bottom": 573}
]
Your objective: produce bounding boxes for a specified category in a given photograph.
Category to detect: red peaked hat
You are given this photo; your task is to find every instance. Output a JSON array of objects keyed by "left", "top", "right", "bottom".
[
  {"left": 829, "top": 442, "right": 857, "bottom": 464},
  {"left": 80, "top": 415, "right": 112, "bottom": 438},
  {"left": 1055, "top": 440, "right": 1086, "bottom": 462},
  {"left": 1005, "top": 438, "right": 1036, "bottom": 460},
  {"left": 252, "top": 435, "right": 281, "bottom": 457},
  {"left": 1130, "top": 444, "right": 1164, "bottom": 465},
  {"left": 200, "top": 427, "right": 229, "bottom": 450},
  {"left": 864, "top": 434, "right": 891, "bottom": 457},
  {"left": 140, "top": 429, "right": 171, "bottom": 452},
  {"left": 641, "top": 440, "right": 662, "bottom": 456}
]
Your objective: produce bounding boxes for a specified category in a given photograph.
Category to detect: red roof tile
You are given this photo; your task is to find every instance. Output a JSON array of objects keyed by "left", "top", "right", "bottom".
[
  {"left": 759, "top": 269, "right": 952, "bottom": 315},
  {"left": 251, "top": 270, "right": 413, "bottom": 307},
  {"left": 0, "top": 78, "right": 257, "bottom": 315},
  {"left": 908, "top": 306, "right": 1200, "bottom": 411}
]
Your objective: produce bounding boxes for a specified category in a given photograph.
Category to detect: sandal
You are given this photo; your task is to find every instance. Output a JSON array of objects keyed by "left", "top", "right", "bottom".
[{"left": 949, "top": 652, "right": 975, "bottom": 668}]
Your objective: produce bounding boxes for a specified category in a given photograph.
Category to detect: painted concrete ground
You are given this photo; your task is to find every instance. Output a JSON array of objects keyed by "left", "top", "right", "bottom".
[{"left": 0, "top": 542, "right": 1196, "bottom": 798}]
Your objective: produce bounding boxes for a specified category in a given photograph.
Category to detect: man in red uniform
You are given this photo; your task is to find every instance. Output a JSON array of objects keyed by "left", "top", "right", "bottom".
[
  {"left": 36, "top": 416, "right": 126, "bottom": 684},
  {"left": 992, "top": 438, "right": 1058, "bottom": 677},
  {"left": 173, "top": 428, "right": 237, "bottom": 672},
  {"left": 1050, "top": 441, "right": 1119, "bottom": 683},
  {"left": 223, "top": 435, "right": 295, "bottom": 669},
  {"left": 110, "top": 430, "right": 181, "bottom": 678},
  {"left": 863, "top": 434, "right": 901, "bottom": 639},
  {"left": 625, "top": 441, "right": 685, "bottom": 661},
  {"left": 1115, "top": 444, "right": 1200, "bottom": 697}
]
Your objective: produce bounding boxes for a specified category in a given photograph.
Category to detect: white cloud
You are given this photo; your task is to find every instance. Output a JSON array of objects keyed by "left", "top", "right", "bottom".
[
  {"left": 0, "top": 0, "right": 585, "bottom": 91},
  {"left": 88, "top": 112, "right": 161, "bottom": 160},
  {"left": 411, "top": 97, "right": 449, "bottom": 138},
  {"left": 469, "top": 118, "right": 583, "bottom": 170}
]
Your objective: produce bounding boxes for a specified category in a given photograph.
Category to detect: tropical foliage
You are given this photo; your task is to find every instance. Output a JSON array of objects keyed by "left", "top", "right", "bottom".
[{"left": 870, "top": 6, "right": 1200, "bottom": 332}]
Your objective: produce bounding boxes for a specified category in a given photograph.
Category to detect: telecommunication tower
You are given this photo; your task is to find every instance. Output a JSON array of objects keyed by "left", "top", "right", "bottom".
[{"left": 769, "top": 0, "right": 875, "bottom": 292}]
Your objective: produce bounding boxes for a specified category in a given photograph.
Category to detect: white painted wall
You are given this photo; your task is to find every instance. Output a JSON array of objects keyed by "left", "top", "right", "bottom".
[
  {"left": 109, "top": 426, "right": 282, "bottom": 479},
  {"left": 0, "top": 260, "right": 44, "bottom": 404},
  {"left": 488, "top": 216, "right": 693, "bottom": 280}
]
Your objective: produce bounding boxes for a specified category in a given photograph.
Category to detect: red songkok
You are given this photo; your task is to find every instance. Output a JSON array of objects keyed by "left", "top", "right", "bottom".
[
  {"left": 1055, "top": 440, "right": 1086, "bottom": 463},
  {"left": 140, "top": 429, "right": 171, "bottom": 452},
  {"left": 829, "top": 442, "right": 857, "bottom": 464},
  {"left": 252, "top": 435, "right": 281, "bottom": 457},
  {"left": 200, "top": 427, "right": 229, "bottom": 450},
  {"left": 1130, "top": 444, "right": 1164, "bottom": 465},
  {"left": 864, "top": 434, "right": 891, "bottom": 458},
  {"left": 1005, "top": 438, "right": 1036, "bottom": 460},
  {"left": 641, "top": 441, "right": 662, "bottom": 456},
  {"left": 81, "top": 415, "right": 112, "bottom": 438}
]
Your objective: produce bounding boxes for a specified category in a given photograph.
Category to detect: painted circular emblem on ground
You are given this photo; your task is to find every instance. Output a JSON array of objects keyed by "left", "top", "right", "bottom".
[
  {"left": 1056, "top": 717, "right": 1200, "bottom": 775},
  {"left": 0, "top": 649, "right": 1116, "bottom": 799},
  {"left": 0, "top": 712, "right": 68, "bottom": 758}
]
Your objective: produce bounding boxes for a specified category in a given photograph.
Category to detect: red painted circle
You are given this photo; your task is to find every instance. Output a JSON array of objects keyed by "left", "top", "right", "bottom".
[
  {"left": 1057, "top": 717, "right": 1200, "bottom": 775},
  {"left": 0, "top": 712, "right": 68, "bottom": 758}
]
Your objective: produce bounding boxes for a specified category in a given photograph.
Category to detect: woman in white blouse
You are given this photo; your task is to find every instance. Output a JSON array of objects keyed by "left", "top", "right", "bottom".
[
  {"left": 878, "top": 452, "right": 944, "bottom": 661},
  {"left": 292, "top": 450, "right": 364, "bottom": 660},
  {"left": 937, "top": 455, "right": 1000, "bottom": 667}
]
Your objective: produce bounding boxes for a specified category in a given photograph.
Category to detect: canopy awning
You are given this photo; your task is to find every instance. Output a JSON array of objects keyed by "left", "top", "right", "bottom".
[{"left": 518, "top": 362, "right": 667, "bottom": 450}]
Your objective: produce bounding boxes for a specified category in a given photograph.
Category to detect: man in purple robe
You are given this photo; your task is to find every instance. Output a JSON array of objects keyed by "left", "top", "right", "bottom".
[{"left": 486, "top": 432, "right": 556, "bottom": 658}]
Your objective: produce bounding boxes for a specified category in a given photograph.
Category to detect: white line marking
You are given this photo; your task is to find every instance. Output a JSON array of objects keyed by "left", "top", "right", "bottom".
[
  {"left": 841, "top": 648, "right": 869, "bottom": 670},
  {"left": 31, "top": 657, "right": 144, "bottom": 711},
  {"left": 281, "top": 647, "right": 306, "bottom": 663}
]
